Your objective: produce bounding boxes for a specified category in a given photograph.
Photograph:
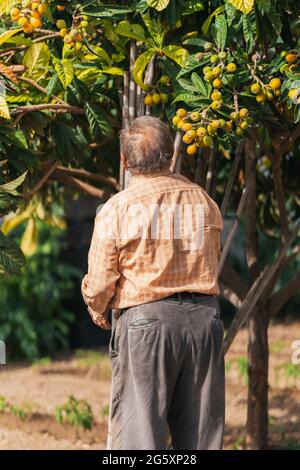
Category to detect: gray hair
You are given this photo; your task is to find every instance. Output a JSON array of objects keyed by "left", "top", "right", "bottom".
[{"left": 119, "top": 116, "right": 174, "bottom": 174}]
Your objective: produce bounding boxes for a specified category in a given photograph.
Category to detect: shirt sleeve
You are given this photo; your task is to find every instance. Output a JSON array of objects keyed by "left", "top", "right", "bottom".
[{"left": 81, "top": 200, "right": 120, "bottom": 326}]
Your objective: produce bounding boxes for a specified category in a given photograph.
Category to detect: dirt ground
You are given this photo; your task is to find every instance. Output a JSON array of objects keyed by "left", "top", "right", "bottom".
[{"left": 0, "top": 320, "right": 299, "bottom": 450}]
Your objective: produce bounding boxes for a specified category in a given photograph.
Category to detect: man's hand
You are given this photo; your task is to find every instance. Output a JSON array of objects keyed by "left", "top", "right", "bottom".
[
  {"left": 97, "top": 313, "right": 112, "bottom": 330},
  {"left": 88, "top": 307, "right": 112, "bottom": 330}
]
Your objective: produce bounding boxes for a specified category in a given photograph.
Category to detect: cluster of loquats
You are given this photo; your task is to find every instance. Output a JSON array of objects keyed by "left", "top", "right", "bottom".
[
  {"left": 10, "top": 0, "right": 48, "bottom": 33},
  {"left": 250, "top": 77, "right": 282, "bottom": 103},
  {"left": 172, "top": 106, "right": 252, "bottom": 156},
  {"left": 57, "top": 14, "right": 96, "bottom": 51},
  {"left": 200, "top": 43, "right": 237, "bottom": 113},
  {"left": 143, "top": 75, "right": 171, "bottom": 106}
]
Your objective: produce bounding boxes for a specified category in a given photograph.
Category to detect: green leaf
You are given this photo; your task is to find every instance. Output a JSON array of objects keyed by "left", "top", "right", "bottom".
[
  {"left": 242, "top": 15, "right": 255, "bottom": 53},
  {"left": 0, "top": 96, "right": 10, "bottom": 120},
  {"left": 101, "top": 67, "right": 124, "bottom": 76},
  {"left": 23, "top": 43, "right": 50, "bottom": 82},
  {"left": 177, "top": 54, "right": 211, "bottom": 78},
  {"left": 202, "top": 6, "right": 225, "bottom": 36},
  {"left": 80, "top": 5, "right": 133, "bottom": 18},
  {"left": 177, "top": 78, "right": 198, "bottom": 92},
  {"left": 0, "top": 232, "right": 25, "bottom": 275},
  {"left": 215, "top": 14, "right": 227, "bottom": 51},
  {"left": 163, "top": 45, "right": 188, "bottom": 67},
  {"left": 172, "top": 93, "right": 205, "bottom": 104},
  {"left": 147, "top": 0, "right": 170, "bottom": 11},
  {"left": 0, "top": 171, "right": 28, "bottom": 195},
  {"left": 85, "top": 103, "right": 113, "bottom": 138},
  {"left": 183, "top": 37, "right": 207, "bottom": 47},
  {"left": 115, "top": 20, "right": 146, "bottom": 41},
  {"left": 4, "top": 35, "right": 32, "bottom": 47},
  {"left": 132, "top": 49, "right": 155, "bottom": 90},
  {"left": 54, "top": 59, "right": 74, "bottom": 89},
  {"left": 191, "top": 73, "right": 208, "bottom": 96},
  {"left": 142, "top": 12, "right": 165, "bottom": 48},
  {"left": 0, "top": 28, "right": 22, "bottom": 46}
]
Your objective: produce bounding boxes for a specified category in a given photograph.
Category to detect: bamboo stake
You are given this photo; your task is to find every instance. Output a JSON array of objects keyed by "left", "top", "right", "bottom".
[
  {"left": 170, "top": 132, "right": 183, "bottom": 174},
  {"left": 218, "top": 184, "right": 250, "bottom": 277},
  {"left": 221, "top": 141, "right": 243, "bottom": 217},
  {"left": 205, "top": 148, "right": 215, "bottom": 195},
  {"left": 129, "top": 41, "right": 137, "bottom": 124}
]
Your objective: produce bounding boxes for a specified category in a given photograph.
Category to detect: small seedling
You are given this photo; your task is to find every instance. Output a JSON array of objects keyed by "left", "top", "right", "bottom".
[{"left": 55, "top": 395, "right": 94, "bottom": 431}]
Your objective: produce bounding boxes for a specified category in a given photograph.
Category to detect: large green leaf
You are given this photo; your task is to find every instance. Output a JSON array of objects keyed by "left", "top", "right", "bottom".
[
  {"left": 215, "top": 14, "right": 227, "bottom": 50},
  {"left": 0, "top": 171, "right": 28, "bottom": 195},
  {"left": 115, "top": 20, "right": 146, "bottom": 41},
  {"left": 147, "top": 0, "right": 170, "bottom": 11},
  {"left": 54, "top": 59, "right": 74, "bottom": 89},
  {"left": 85, "top": 103, "right": 113, "bottom": 138},
  {"left": 132, "top": 48, "right": 156, "bottom": 90},
  {"left": 202, "top": 6, "right": 225, "bottom": 36},
  {"left": 0, "top": 232, "right": 25, "bottom": 275},
  {"left": 191, "top": 73, "right": 208, "bottom": 96},
  {"left": 0, "top": 28, "right": 22, "bottom": 46},
  {"left": 142, "top": 12, "right": 165, "bottom": 48},
  {"left": 163, "top": 45, "right": 188, "bottom": 66},
  {"left": 23, "top": 43, "right": 50, "bottom": 82},
  {"left": 80, "top": 5, "right": 133, "bottom": 18}
]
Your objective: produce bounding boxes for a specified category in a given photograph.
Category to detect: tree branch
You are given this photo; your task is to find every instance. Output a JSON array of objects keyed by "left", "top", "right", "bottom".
[
  {"left": 21, "top": 161, "right": 60, "bottom": 199},
  {"left": 54, "top": 166, "right": 119, "bottom": 191},
  {"left": 224, "top": 218, "right": 300, "bottom": 354},
  {"left": 11, "top": 104, "right": 85, "bottom": 116},
  {"left": 268, "top": 271, "right": 300, "bottom": 317},
  {"left": 19, "top": 77, "right": 67, "bottom": 105}
]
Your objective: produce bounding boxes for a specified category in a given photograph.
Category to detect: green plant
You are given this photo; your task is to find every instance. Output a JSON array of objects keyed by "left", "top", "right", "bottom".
[
  {"left": 75, "top": 349, "right": 100, "bottom": 368},
  {"left": 275, "top": 363, "right": 300, "bottom": 386},
  {"left": 32, "top": 356, "right": 52, "bottom": 367},
  {"left": 0, "top": 395, "right": 8, "bottom": 413},
  {"left": 281, "top": 439, "right": 300, "bottom": 450},
  {"left": 236, "top": 356, "right": 248, "bottom": 385},
  {"left": 55, "top": 395, "right": 94, "bottom": 431},
  {"left": 232, "top": 435, "right": 247, "bottom": 450},
  {"left": 99, "top": 404, "right": 110, "bottom": 422},
  {"left": 0, "top": 220, "right": 80, "bottom": 360}
]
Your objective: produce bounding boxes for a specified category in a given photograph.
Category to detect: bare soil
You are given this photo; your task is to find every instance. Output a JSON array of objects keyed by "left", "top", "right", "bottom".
[{"left": 0, "top": 320, "right": 299, "bottom": 450}]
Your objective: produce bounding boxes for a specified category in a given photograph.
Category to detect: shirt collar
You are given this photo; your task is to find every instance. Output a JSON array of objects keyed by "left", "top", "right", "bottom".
[{"left": 128, "top": 169, "right": 173, "bottom": 187}]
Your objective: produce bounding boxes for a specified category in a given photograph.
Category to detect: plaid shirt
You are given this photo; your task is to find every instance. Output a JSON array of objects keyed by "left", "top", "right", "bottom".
[{"left": 81, "top": 172, "right": 223, "bottom": 326}]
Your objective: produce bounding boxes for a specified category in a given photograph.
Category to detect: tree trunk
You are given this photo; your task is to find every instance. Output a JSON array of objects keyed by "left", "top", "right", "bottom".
[
  {"left": 247, "top": 308, "right": 270, "bottom": 449},
  {"left": 244, "top": 136, "right": 269, "bottom": 449}
]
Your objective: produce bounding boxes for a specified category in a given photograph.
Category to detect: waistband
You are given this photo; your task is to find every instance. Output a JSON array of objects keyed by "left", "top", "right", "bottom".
[{"left": 161, "top": 292, "right": 214, "bottom": 303}]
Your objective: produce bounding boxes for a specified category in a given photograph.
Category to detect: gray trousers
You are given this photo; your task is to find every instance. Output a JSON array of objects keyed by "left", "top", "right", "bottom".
[{"left": 106, "top": 295, "right": 225, "bottom": 450}]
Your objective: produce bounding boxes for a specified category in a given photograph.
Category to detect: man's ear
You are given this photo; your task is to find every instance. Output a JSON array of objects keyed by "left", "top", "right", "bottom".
[{"left": 121, "top": 153, "right": 129, "bottom": 170}]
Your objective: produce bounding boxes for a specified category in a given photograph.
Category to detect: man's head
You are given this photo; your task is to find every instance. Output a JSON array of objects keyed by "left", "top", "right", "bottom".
[{"left": 120, "top": 116, "right": 174, "bottom": 175}]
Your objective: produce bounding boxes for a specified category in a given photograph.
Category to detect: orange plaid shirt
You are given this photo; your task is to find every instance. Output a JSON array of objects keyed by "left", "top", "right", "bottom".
[{"left": 81, "top": 172, "right": 223, "bottom": 326}]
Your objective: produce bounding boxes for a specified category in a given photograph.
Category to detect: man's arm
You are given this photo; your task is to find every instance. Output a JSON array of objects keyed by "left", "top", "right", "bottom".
[{"left": 81, "top": 201, "right": 120, "bottom": 329}]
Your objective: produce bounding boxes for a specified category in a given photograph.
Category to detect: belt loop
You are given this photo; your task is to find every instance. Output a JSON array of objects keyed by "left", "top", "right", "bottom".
[{"left": 178, "top": 292, "right": 182, "bottom": 305}]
